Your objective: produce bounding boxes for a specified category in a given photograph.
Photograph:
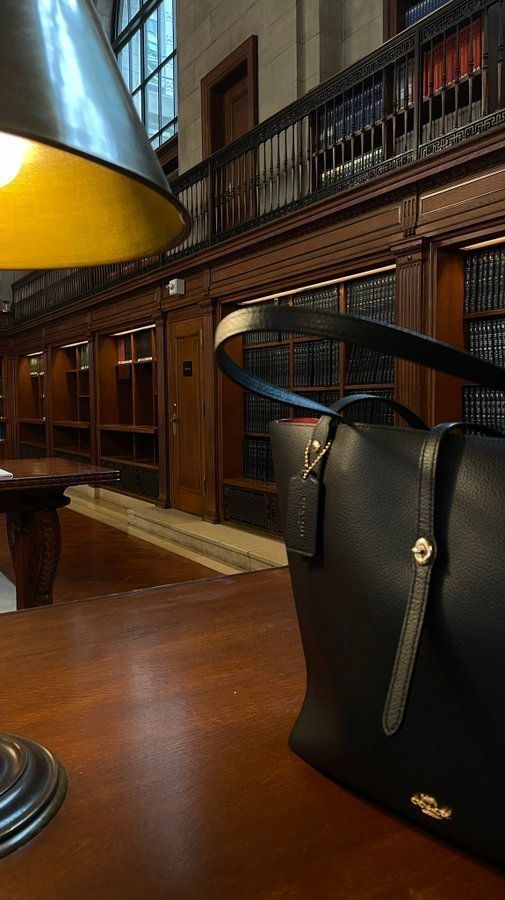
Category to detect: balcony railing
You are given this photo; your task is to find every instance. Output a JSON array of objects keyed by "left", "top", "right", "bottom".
[{"left": 13, "top": 0, "right": 505, "bottom": 323}]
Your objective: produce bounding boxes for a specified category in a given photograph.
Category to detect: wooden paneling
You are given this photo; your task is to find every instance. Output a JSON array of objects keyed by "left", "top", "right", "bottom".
[
  {"left": 394, "top": 240, "right": 432, "bottom": 424},
  {"left": 434, "top": 249, "right": 466, "bottom": 424},
  {"left": 418, "top": 166, "right": 505, "bottom": 235},
  {"left": 211, "top": 205, "right": 403, "bottom": 302}
]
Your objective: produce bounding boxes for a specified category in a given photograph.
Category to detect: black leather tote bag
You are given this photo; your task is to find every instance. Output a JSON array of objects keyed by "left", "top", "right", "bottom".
[{"left": 215, "top": 305, "right": 505, "bottom": 867}]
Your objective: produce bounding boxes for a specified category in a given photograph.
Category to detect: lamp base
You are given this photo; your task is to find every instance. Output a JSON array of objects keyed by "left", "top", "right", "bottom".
[{"left": 0, "top": 733, "right": 67, "bottom": 858}]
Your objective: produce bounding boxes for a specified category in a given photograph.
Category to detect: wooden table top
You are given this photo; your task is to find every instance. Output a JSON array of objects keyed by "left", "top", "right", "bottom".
[
  {"left": 1, "top": 569, "right": 504, "bottom": 898},
  {"left": 0, "top": 458, "right": 118, "bottom": 491}
]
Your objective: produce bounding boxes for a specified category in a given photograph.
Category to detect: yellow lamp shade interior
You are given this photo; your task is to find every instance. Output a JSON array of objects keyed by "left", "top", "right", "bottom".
[{"left": 0, "top": 133, "right": 188, "bottom": 268}]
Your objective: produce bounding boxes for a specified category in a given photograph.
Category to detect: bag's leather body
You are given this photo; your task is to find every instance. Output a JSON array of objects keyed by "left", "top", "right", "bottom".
[
  {"left": 271, "top": 418, "right": 505, "bottom": 865},
  {"left": 215, "top": 305, "right": 505, "bottom": 867}
]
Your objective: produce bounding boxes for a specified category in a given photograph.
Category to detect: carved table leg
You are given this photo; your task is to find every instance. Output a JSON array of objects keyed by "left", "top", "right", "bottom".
[{"left": 7, "top": 495, "right": 69, "bottom": 609}]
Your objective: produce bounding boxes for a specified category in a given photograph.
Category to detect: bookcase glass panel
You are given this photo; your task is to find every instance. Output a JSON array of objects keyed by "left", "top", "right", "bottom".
[
  {"left": 463, "top": 243, "right": 505, "bottom": 431},
  {"left": 222, "top": 269, "right": 397, "bottom": 530},
  {"left": 344, "top": 271, "right": 396, "bottom": 387}
]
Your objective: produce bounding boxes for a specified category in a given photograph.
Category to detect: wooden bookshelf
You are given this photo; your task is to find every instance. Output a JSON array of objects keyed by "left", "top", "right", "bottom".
[
  {"left": 221, "top": 269, "right": 397, "bottom": 533},
  {"left": 97, "top": 325, "right": 159, "bottom": 499},
  {"left": 438, "top": 237, "right": 505, "bottom": 431},
  {"left": 50, "top": 342, "right": 91, "bottom": 463},
  {"left": 18, "top": 352, "right": 47, "bottom": 459}
]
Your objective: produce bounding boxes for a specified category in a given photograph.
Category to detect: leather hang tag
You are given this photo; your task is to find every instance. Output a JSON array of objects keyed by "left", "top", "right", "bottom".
[{"left": 285, "top": 471, "right": 320, "bottom": 558}]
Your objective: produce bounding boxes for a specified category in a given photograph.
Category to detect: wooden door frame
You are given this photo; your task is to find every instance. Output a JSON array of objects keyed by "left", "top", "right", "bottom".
[{"left": 201, "top": 36, "right": 258, "bottom": 158}]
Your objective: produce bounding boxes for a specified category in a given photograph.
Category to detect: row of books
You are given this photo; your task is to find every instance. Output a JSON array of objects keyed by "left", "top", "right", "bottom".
[
  {"left": 320, "top": 148, "right": 383, "bottom": 186},
  {"left": 136, "top": 330, "right": 153, "bottom": 361},
  {"left": 343, "top": 389, "right": 395, "bottom": 425},
  {"left": 244, "top": 328, "right": 281, "bottom": 346},
  {"left": 346, "top": 346, "right": 395, "bottom": 386},
  {"left": 292, "top": 287, "right": 340, "bottom": 337},
  {"left": 317, "top": 82, "right": 383, "bottom": 147},
  {"left": 0, "top": 423, "right": 5, "bottom": 441},
  {"left": 243, "top": 438, "right": 276, "bottom": 483},
  {"left": 464, "top": 248, "right": 505, "bottom": 313},
  {"left": 244, "top": 395, "right": 290, "bottom": 434},
  {"left": 243, "top": 346, "right": 290, "bottom": 388},
  {"left": 463, "top": 387, "right": 505, "bottom": 431},
  {"left": 405, "top": 0, "right": 446, "bottom": 27},
  {"left": 243, "top": 299, "right": 291, "bottom": 346},
  {"left": 79, "top": 343, "right": 90, "bottom": 370},
  {"left": 422, "top": 20, "right": 482, "bottom": 97},
  {"left": 346, "top": 273, "right": 396, "bottom": 321},
  {"left": 420, "top": 100, "right": 482, "bottom": 143},
  {"left": 468, "top": 319, "right": 505, "bottom": 366},
  {"left": 293, "top": 287, "right": 339, "bottom": 313},
  {"left": 293, "top": 339, "right": 339, "bottom": 387}
]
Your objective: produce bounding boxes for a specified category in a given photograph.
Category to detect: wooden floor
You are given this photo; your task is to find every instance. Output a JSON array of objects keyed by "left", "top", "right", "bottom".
[{"left": 0, "top": 509, "right": 217, "bottom": 604}]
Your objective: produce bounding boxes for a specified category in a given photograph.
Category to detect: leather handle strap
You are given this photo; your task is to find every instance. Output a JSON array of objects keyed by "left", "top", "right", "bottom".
[
  {"left": 383, "top": 420, "right": 503, "bottom": 736},
  {"left": 215, "top": 309, "right": 505, "bottom": 415}
]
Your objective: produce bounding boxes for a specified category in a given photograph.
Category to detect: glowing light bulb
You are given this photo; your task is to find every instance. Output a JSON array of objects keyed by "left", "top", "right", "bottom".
[{"left": 0, "top": 133, "right": 29, "bottom": 188}]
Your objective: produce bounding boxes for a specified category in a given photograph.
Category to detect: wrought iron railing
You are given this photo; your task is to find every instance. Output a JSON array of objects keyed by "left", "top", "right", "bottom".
[{"left": 13, "top": 0, "right": 505, "bottom": 322}]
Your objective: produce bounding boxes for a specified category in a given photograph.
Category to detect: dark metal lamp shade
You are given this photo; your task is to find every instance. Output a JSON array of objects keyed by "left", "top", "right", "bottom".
[{"left": 0, "top": 0, "right": 189, "bottom": 268}]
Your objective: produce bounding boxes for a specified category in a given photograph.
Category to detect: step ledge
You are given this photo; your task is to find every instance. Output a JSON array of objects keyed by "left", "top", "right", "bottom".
[{"left": 66, "top": 487, "right": 286, "bottom": 573}]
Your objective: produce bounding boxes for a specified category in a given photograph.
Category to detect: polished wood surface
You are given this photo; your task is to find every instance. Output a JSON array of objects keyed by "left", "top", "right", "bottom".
[
  {"left": 1, "top": 569, "right": 504, "bottom": 898},
  {"left": 0, "top": 458, "right": 117, "bottom": 491},
  {"left": 0, "top": 460, "right": 118, "bottom": 608},
  {"left": 0, "top": 508, "right": 217, "bottom": 603}
]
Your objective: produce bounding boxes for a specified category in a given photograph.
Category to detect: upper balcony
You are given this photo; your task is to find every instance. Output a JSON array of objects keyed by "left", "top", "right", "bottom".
[{"left": 12, "top": 0, "right": 505, "bottom": 324}]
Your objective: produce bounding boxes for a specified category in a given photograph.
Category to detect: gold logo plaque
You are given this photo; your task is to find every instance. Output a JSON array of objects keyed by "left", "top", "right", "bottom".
[{"left": 411, "top": 793, "right": 452, "bottom": 821}]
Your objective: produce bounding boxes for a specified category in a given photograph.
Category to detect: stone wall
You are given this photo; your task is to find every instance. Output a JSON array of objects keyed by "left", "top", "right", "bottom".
[
  {"left": 177, "top": 0, "right": 383, "bottom": 173},
  {"left": 341, "top": 0, "right": 384, "bottom": 69}
]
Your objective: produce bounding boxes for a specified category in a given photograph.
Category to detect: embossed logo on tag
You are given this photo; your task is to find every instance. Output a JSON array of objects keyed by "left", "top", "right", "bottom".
[{"left": 285, "top": 472, "right": 320, "bottom": 558}]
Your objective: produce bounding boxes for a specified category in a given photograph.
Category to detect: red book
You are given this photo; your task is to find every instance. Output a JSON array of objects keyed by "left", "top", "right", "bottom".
[
  {"left": 433, "top": 41, "right": 444, "bottom": 92},
  {"left": 445, "top": 33, "right": 457, "bottom": 85},
  {"left": 474, "top": 17, "right": 482, "bottom": 70},
  {"left": 459, "top": 18, "right": 482, "bottom": 78}
]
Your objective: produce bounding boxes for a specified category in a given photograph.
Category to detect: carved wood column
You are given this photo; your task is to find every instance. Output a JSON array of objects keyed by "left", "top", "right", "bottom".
[
  {"left": 393, "top": 238, "right": 432, "bottom": 426},
  {"left": 7, "top": 492, "right": 70, "bottom": 609}
]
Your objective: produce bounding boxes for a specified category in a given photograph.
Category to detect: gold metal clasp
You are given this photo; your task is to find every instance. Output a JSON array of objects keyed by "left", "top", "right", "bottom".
[
  {"left": 411, "top": 536, "right": 433, "bottom": 566},
  {"left": 411, "top": 793, "right": 452, "bottom": 821},
  {"left": 302, "top": 438, "right": 332, "bottom": 480}
]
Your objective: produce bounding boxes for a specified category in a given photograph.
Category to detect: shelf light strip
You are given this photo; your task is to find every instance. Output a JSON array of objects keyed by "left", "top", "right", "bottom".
[
  {"left": 460, "top": 236, "right": 505, "bottom": 251},
  {"left": 112, "top": 324, "right": 156, "bottom": 337},
  {"left": 26, "top": 351, "right": 43, "bottom": 357},
  {"left": 239, "top": 265, "right": 396, "bottom": 306},
  {"left": 60, "top": 340, "right": 88, "bottom": 349}
]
